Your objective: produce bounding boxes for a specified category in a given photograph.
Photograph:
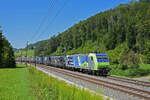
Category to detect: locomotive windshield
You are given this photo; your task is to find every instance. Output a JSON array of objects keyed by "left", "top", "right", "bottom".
[{"left": 96, "top": 55, "right": 109, "bottom": 62}]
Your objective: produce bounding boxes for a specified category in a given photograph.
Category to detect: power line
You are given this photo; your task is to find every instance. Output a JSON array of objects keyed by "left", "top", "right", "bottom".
[
  {"left": 25, "top": 41, "right": 29, "bottom": 67},
  {"left": 30, "top": 0, "right": 58, "bottom": 42},
  {"left": 35, "top": 0, "right": 70, "bottom": 41},
  {"left": 30, "top": 0, "right": 57, "bottom": 40}
]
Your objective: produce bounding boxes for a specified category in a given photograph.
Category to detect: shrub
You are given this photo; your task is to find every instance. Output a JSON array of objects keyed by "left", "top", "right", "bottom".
[
  {"left": 121, "top": 65, "right": 128, "bottom": 70},
  {"left": 109, "top": 64, "right": 150, "bottom": 77}
]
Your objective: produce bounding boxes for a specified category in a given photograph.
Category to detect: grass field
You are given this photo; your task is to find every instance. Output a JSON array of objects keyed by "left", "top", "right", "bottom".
[
  {"left": 0, "top": 64, "right": 106, "bottom": 100},
  {"left": 0, "top": 64, "right": 35, "bottom": 100}
]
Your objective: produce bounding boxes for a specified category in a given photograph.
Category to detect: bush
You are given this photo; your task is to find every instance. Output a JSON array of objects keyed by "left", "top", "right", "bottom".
[
  {"left": 109, "top": 64, "right": 150, "bottom": 77},
  {"left": 128, "top": 67, "right": 149, "bottom": 77},
  {"left": 121, "top": 65, "right": 128, "bottom": 70}
]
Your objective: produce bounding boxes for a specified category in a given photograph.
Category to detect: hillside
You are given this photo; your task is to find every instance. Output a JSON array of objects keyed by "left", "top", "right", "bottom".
[
  {"left": 16, "top": 0, "right": 150, "bottom": 66},
  {"left": 15, "top": 49, "right": 34, "bottom": 57}
]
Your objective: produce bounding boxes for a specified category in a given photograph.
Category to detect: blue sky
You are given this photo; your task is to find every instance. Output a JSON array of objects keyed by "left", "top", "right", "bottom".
[{"left": 0, "top": 0, "right": 131, "bottom": 49}]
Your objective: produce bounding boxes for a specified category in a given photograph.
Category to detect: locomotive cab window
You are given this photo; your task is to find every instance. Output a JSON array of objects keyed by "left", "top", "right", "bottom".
[{"left": 91, "top": 57, "right": 93, "bottom": 61}]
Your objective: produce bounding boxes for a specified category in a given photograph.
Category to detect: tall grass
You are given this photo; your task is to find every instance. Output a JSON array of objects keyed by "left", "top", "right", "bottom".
[{"left": 28, "top": 67, "right": 107, "bottom": 100}]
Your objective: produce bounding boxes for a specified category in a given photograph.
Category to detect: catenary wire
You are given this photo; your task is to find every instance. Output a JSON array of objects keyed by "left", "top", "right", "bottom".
[
  {"left": 35, "top": 0, "right": 70, "bottom": 41},
  {"left": 30, "top": 0, "right": 58, "bottom": 42}
]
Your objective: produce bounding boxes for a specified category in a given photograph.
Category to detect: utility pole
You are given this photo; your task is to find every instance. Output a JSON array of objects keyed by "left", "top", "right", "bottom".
[
  {"left": 63, "top": 47, "right": 66, "bottom": 56},
  {"left": 20, "top": 49, "right": 22, "bottom": 63},
  {"left": 26, "top": 41, "right": 29, "bottom": 67},
  {"left": 33, "top": 46, "right": 36, "bottom": 67}
]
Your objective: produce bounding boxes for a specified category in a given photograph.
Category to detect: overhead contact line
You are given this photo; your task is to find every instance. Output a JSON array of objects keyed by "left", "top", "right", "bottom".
[
  {"left": 30, "top": 0, "right": 58, "bottom": 42},
  {"left": 35, "top": 0, "right": 70, "bottom": 41}
]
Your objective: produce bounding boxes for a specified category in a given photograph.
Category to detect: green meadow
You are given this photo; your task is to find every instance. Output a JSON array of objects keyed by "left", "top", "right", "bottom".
[
  {"left": 0, "top": 64, "right": 35, "bottom": 100},
  {"left": 0, "top": 64, "right": 106, "bottom": 100}
]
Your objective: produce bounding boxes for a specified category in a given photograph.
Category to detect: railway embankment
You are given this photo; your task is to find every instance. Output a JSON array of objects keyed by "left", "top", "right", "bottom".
[{"left": 133, "top": 76, "right": 150, "bottom": 82}]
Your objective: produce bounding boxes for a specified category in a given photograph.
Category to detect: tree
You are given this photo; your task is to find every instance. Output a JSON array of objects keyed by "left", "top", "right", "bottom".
[
  {"left": 0, "top": 26, "right": 3, "bottom": 66},
  {"left": 144, "top": 41, "right": 150, "bottom": 63},
  {"left": 140, "top": 0, "right": 150, "bottom": 3},
  {"left": 0, "top": 26, "right": 16, "bottom": 68}
]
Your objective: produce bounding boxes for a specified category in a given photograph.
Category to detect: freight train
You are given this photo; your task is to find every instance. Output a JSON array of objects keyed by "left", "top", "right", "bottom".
[{"left": 16, "top": 53, "right": 111, "bottom": 76}]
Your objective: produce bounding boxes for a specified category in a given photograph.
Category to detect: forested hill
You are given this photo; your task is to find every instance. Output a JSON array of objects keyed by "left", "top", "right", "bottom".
[
  {"left": 19, "top": 0, "right": 150, "bottom": 65},
  {"left": 0, "top": 26, "right": 16, "bottom": 68}
]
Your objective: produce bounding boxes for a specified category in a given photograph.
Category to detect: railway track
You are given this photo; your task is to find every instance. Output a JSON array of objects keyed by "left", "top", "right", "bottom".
[
  {"left": 107, "top": 76, "right": 150, "bottom": 87},
  {"left": 36, "top": 64, "right": 150, "bottom": 100}
]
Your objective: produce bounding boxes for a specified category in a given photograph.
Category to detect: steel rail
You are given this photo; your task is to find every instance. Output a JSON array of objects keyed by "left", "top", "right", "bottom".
[{"left": 108, "top": 76, "right": 150, "bottom": 87}]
